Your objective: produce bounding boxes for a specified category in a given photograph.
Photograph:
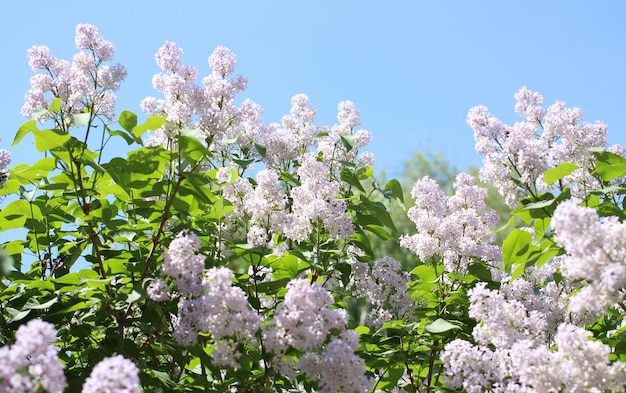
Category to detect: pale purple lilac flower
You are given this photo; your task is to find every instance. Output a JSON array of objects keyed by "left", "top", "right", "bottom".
[
  {"left": 350, "top": 256, "right": 415, "bottom": 328},
  {"left": 0, "top": 138, "right": 10, "bottom": 187},
  {"left": 171, "top": 266, "right": 261, "bottom": 368},
  {"left": 161, "top": 230, "right": 205, "bottom": 295},
  {"left": 0, "top": 319, "right": 66, "bottom": 392},
  {"left": 400, "top": 172, "right": 500, "bottom": 274},
  {"left": 285, "top": 153, "right": 354, "bottom": 242},
  {"left": 469, "top": 87, "right": 619, "bottom": 206},
  {"left": 552, "top": 200, "right": 626, "bottom": 317},
  {"left": 299, "top": 331, "right": 371, "bottom": 393},
  {"left": 146, "top": 277, "right": 172, "bottom": 302},
  {"left": 23, "top": 24, "right": 126, "bottom": 125},
  {"left": 512, "top": 324, "right": 626, "bottom": 392},
  {"left": 264, "top": 278, "right": 348, "bottom": 353},
  {"left": 142, "top": 43, "right": 250, "bottom": 151},
  {"left": 81, "top": 355, "right": 141, "bottom": 393}
]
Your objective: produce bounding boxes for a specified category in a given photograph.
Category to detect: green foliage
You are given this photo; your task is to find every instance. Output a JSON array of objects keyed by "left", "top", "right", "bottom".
[{"left": 3, "top": 31, "right": 626, "bottom": 391}]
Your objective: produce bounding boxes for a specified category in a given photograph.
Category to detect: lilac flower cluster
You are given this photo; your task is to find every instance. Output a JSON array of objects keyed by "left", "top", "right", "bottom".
[
  {"left": 219, "top": 168, "right": 288, "bottom": 247},
  {"left": 0, "top": 319, "right": 66, "bottom": 392},
  {"left": 23, "top": 24, "right": 127, "bottom": 125},
  {"left": 0, "top": 137, "right": 10, "bottom": 187},
  {"left": 173, "top": 267, "right": 261, "bottom": 349},
  {"left": 264, "top": 278, "right": 370, "bottom": 391},
  {"left": 552, "top": 200, "right": 626, "bottom": 317},
  {"left": 152, "top": 231, "right": 261, "bottom": 369},
  {"left": 468, "top": 86, "right": 622, "bottom": 206},
  {"left": 141, "top": 42, "right": 250, "bottom": 149},
  {"left": 81, "top": 355, "right": 142, "bottom": 393},
  {"left": 440, "top": 259, "right": 622, "bottom": 392},
  {"left": 400, "top": 172, "right": 500, "bottom": 274},
  {"left": 285, "top": 153, "right": 354, "bottom": 242},
  {"left": 160, "top": 230, "right": 205, "bottom": 294},
  {"left": 316, "top": 100, "right": 374, "bottom": 169},
  {"left": 350, "top": 256, "right": 415, "bottom": 328},
  {"left": 510, "top": 323, "right": 626, "bottom": 392},
  {"left": 221, "top": 155, "right": 355, "bottom": 245},
  {"left": 265, "top": 278, "right": 349, "bottom": 353},
  {"left": 250, "top": 95, "right": 373, "bottom": 170},
  {"left": 298, "top": 331, "right": 371, "bottom": 393},
  {"left": 247, "top": 93, "right": 322, "bottom": 169}
]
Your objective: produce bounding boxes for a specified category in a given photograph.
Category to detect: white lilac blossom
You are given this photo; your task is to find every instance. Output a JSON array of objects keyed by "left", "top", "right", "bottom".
[
  {"left": 23, "top": 24, "right": 126, "bottom": 124},
  {"left": 0, "top": 138, "right": 11, "bottom": 187},
  {"left": 200, "top": 46, "right": 247, "bottom": 142},
  {"left": 441, "top": 260, "right": 608, "bottom": 392},
  {"left": 512, "top": 324, "right": 626, "bottom": 392},
  {"left": 146, "top": 277, "right": 172, "bottom": 302},
  {"left": 468, "top": 282, "right": 551, "bottom": 348},
  {"left": 264, "top": 278, "right": 349, "bottom": 353},
  {"left": 400, "top": 172, "right": 500, "bottom": 274},
  {"left": 0, "top": 319, "right": 66, "bottom": 392},
  {"left": 317, "top": 100, "right": 374, "bottom": 169},
  {"left": 220, "top": 168, "right": 290, "bottom": 246},
  {"left": 552, "top": 200, "right": 626, "bottom": 316},
  {"left": 440, "top": 339, "right": 502, "bottom": 393},
  {"left": 265, "top": 279, "right": 369, "bottom": 391},
  {"left": 468, "top": 87, "right": 619, "bottom": 206},
  {"left": 257, "top": 94, "right": 321, "bottom": 167},
  {"left": 141, "top": 41, "right": 201, "bottom": 140},
  {"left": 81, "top": 355, "right": 141, "bottom": 393},
  {"left": 350, "top": 256, "right": 415, "bottom": 328},
  {"left": 243, "top": 169, "right": 289, "bottom": 247},
  {"left": 141, "top": 43, "right": 248, "bottom": 149},
  {"left": 161, "top": 230, "right": 205, "bottom": 295},
  {"left": 298, "top": 331, "right": 371, "bottom": 393},
  {"left": 172, "top": 266, "right": 261, "bottom": 364},
  {"left": 285, "top": 153, "right": 354, "bottom": 242},
  {"left": 218, "top": 167, "right": 254, "bottom": 238}
]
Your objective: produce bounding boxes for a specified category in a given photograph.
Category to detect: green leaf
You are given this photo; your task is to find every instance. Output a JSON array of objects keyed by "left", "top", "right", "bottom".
[
  {"left": 543, "top": 162, "right": 579, "bottom": 185},
  {"left": 0, "top": 249, "right": 14, "bottom": 277},
  {"left": 468, "top": 262, "right": 492, "bottom": 282},
  {"left": 13, "top": 119, "right": 38, "bottom": 146},
  {"left": 132, "top": 116, "right": 166, "bottom": 139},
  {"left": 596, "top": 162, "right": 626, "bottom": 182},
  {"left": 0, "top": 200, "right": 31, "bottom": 230},
  {"left": 596, "top": 202, "right": 626, "bottom": 220},
  {"left": 178, "top": 135, "right": 211, "bottom": 164},
  {"left": 384, "top": 179, "right": 404, "bottom": 203},
  {"left": 270, "top": 253, "right": 301, "bottom": 280},
  {"left": 24, "top": 296, "right": 58, "bottom": 310},
  {"left": 73, "top": 112, "right": 92, "bottom": 128},
  {"left": 424, "top": 318, "right": 460, "bottom": 333},
  {"left": 119, "top": 110, "right": 138, "bottom": 132},
  {"left": 340, "top": 135, "right": 355, "bottom": 152},
  {"left": 105, "top": 126, "right": 136, "bottom": 145},
  {"left": 511, "top": 260, "right": 527, "bottom": 280},
  {"left": 255, "top": 143, "right": 266, "bottom": 158},
  {"left": 356, "top": 165, "right": 373, "bottom": 180},
  {"left": 341, "top": 168, "right": 365, "bottom": 192},
  {"left": 32, "top": 129, "right": 71, "bottom": 152},
  {"left": 49, "top": 97, "right": 62, "bottom": 112},
  {"left": 364, "top": 224, "right": 393, "bottom": 240},
  {"left": 502, "top": 229, "right": 533, "bottom": 269},
  {"left": 591, "top": 148, "right": 626, "bottom": 181},
  {"left": 279, "top": 171, "right": 301, "bottom": 186},
  {"left": 410, "top": 264, "right": 438, "bottom": 283},
  {"left": 11, "top": 158, "right": 57, "bottom": 184}
]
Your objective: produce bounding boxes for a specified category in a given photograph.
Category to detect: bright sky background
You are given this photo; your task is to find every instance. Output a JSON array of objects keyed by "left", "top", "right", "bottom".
[{"left": 2, "top": 1, "right": 625, "bottom": 178}]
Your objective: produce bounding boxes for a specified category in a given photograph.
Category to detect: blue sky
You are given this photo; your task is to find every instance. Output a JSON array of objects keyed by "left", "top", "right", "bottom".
[{"left": 2, "top": 1, "right": 625, "bottom": 177}]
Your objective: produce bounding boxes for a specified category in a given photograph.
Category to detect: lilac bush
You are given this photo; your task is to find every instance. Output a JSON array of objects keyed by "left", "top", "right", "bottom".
[{"left": 0, "top": 24, "right": 625, "bottom": 392}]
